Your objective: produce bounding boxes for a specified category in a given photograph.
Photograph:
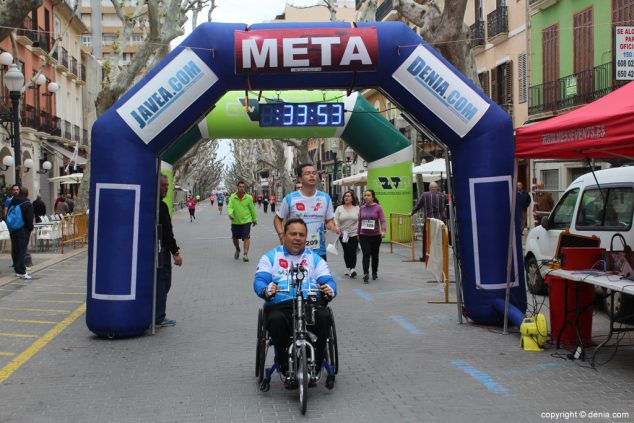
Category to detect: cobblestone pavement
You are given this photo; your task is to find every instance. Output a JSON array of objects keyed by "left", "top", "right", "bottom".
[{"left": 0, "top": 202, "right": 632, "bottom": 423}]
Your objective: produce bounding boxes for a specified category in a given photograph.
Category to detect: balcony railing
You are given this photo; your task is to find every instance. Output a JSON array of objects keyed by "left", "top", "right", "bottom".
[
  {"left": 51, "top": 116, "right": 62, "bottom": 137},
  {"left": 487, "top": 6, "right": 508, "bottom": 40},
  {"left": 52, "top": 46, "right": 58, "bottom": 62},
  {"left": 528, "top": 62, "right": 627, "bottom": 115},
  {"left": 73, "top": 125, "right": 80, "bottom": 142},
  {"left": 70, "top": 56, "right": 78, "bottom": 76},
  {"left": 17, "top": 16, "right": 36, "bottom": 43},
  {"left": 21, "top": 104, "right": 37, "bottom": 129},
  {"left": 376, "top": 0, "right": 395, "bottom": 22},
  {"left": 63, "top": 120, "right": 72, "bottom": 139},
  {"left": 61, "top": 47, "right": 69, "bottom": 69},
  {"left": 39, "top": 110, "right": 51, "bottom": 132},
  {"left": 469, "top": 21, "right": 485, "bottom": 49},
  {"left": 34, "top": 27, "right": 51, "bottom": 52}
]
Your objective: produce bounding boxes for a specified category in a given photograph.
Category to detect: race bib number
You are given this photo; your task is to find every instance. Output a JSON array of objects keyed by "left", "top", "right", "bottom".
[
  {"left": 306, "top": 232, "right": 320, "bottom": 249},
  {"left": 361, "top": 220, "right": 376, "bottom": 230}
]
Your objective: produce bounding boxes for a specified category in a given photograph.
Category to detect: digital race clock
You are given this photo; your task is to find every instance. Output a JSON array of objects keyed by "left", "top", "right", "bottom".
[{"left": 259, "top": 103, "right": 345, "bottom": 127}]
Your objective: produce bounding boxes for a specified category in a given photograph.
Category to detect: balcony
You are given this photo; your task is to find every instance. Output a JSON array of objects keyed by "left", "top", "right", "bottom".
[
  {"left": 68, "top": 56, "right": 78, "bottom": 80},
  {"left": 77, "top": 64, "right": 86, "bottom": 85},
  {"left": 487, "top": 6, "right": 508, "bottom": 45},
  {"left": 63, "top": 120, "right": 72, "bottom": 140},
  {"left": 376, "top": 0, "right": 398, "bottom": 22},
  {"left": 21, "top": 104, "right": 38, "bottom": 131},
  {"left": 470, "top": 21, "right": 485, "bottom": 50},
  {"left": 56, "top": 47, "right": 69, "bottom": 72},
  {"left": 32, "top": 28, "right": 50, "bottom": 56},
  {"left": 16, "top": 16, "right": 35, "bottom": 46},
  {"left": 73, "top": 125, "right": 80, "bottom": 143},
  {"left": 529, "top": 0, "right": 559, "bottom": 11},
  {"left": 528, "top": 61, "right": 627, "bottom": 116},
  {"left": 50, "top": 116, "right": 62, "bottom": 137}
]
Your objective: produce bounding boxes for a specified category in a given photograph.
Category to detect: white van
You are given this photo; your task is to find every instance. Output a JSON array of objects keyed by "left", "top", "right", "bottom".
[{"left": 524, "top": 167, "right": 634, "bottom": 317}]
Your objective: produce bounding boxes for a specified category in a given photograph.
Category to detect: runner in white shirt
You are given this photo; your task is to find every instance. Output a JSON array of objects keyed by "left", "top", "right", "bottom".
[{"left": 274, "top": 164, "right": 340, "bottom": 259}]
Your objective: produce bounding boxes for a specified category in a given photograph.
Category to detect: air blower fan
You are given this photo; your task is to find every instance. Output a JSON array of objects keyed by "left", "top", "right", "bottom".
[{"left": 520, "top": 314, "right": 547, "bottom": 351}]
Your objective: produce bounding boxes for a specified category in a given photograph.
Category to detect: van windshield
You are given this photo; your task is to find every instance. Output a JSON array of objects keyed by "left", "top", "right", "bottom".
[
  {"left": 576, "top": 187, "right": 634, "bottom": 230},
  {"left": 550, "top": 188, "right": 580, "bottom": 230}
]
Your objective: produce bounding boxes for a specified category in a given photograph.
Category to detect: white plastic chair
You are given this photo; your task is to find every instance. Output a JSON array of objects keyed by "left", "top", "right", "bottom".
[{"left": 0, "top": 221, "right": 10, "bottom": 252}]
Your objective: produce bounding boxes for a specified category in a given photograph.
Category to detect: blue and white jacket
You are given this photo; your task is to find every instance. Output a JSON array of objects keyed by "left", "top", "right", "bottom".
[{"left": 253, "top": 246, "right": 337, "bottom": 306}]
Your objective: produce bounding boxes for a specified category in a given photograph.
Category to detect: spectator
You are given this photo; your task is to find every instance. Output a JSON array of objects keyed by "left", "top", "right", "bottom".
[
  {"left": 55, "top": 196, "right": 69, "bottom": 215},
  {"left": 32, "top": 195, "right": 47, "bottom": 223},
  {"left": 269, "top": 193, "right": 276, "bottom": 213},
  {"left": 66, "top": 193, "right": 75, "bottom": 214},
  {"left": 517, "top": 182, "right": 531, "bottom": 232},
  {"left": 411, "top": 182, "right": 448, "bottom": 261},
  {"left": 156, "top": 174, "right": 182, "bottom": 327},
  {"left": 9, "top": 186, "right": 34, "bottom": 279},
  {"left": 533, "top": 182, "right": 554, "bottom": 225},
  {"left": 3, "top": 184, "right": 20, "bottom": 218}
]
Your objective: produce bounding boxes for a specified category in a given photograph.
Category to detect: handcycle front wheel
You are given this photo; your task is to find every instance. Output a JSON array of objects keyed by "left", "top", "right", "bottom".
[
  {"left": 297, "top": 343, "right": 309, "bottom": 415},
  {"left": 328, "top": 308, "right": 339, "bottom": 375}
]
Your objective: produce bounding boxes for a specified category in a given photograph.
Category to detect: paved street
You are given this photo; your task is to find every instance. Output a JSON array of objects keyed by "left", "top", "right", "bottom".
[{"left": 0, "top": 202, "right": 633, "bottom": 423}]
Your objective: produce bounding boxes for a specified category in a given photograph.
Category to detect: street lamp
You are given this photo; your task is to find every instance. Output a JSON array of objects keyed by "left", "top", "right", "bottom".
[
  {"left": 0, "top": 53, "right": 25, "bottom": 186},
  {"left": 330, "top": 142, "right": 339, "bottom": 202},
  {"left": 23, "top": 158, "right": 52, "bottom": 174}
]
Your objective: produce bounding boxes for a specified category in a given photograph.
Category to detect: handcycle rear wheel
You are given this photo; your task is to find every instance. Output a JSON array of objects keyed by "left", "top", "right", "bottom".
[{"left": 297, "top": 343, "right": 309, "bottom": 415}]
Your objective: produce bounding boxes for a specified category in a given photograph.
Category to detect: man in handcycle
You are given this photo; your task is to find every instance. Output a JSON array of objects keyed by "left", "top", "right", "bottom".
[{"left": 254, "top": 217, "right": 337, "bottom": 388}]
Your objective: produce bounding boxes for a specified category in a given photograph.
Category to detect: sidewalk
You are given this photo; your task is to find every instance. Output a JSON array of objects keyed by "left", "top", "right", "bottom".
[{"left": 0, "top": 246, "right": 87, "bottom": 287}]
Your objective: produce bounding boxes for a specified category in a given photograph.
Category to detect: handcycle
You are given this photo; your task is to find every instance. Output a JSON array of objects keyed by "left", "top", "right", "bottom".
[{"left": 255, "top": 262, "right": 338, "bottom": 415}]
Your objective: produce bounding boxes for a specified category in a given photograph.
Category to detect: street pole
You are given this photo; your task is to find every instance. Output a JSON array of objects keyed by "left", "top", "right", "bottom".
[
  {"left": 10, "top": 91, "right": 21, "bottom": 187},
  {"left": 333, "top": 151, "right": 337, "bottom": 202}
]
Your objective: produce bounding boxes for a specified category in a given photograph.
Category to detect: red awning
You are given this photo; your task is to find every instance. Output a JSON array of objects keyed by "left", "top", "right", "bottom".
[{"left": 515, "top": 81, "right": 634, "bottom": 159}]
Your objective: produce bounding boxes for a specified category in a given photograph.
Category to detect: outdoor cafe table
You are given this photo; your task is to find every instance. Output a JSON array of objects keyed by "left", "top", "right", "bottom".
[{"left": 548, "top": 268, "right": 634, "bottom": 367}]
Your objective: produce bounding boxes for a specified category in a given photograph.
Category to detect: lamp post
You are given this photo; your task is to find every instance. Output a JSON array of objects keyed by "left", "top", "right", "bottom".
[{"left": 0, "top": 52, "right": 25, "bottom": 186}]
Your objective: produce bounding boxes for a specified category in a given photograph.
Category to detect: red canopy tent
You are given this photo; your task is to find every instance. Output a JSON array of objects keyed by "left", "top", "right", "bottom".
[{"left": 515, "top": 81, "right": 634, "bottom": 159}]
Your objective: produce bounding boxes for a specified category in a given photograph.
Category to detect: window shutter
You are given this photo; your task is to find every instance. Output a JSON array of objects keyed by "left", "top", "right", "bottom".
[
  {"left": 505, "top": 61, "right": 513, "bottom": 105},
  {"left": 518, "top": 53, "right": 527, "bottom": 103}
]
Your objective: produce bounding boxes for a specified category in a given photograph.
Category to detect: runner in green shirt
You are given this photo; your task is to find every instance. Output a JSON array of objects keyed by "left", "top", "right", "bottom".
[{"left": 227, "top": 181, "right": 258, "bottom": 262}]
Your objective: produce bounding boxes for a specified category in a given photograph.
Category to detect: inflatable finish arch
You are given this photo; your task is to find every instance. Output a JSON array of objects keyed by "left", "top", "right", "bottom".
[{"left": 88, "top": 21, "right": 526, "bottom": 337}]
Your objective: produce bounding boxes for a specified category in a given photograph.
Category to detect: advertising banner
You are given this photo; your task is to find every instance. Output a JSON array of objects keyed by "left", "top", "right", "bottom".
[{"left": 235, "top": 28, "right": 378, "bottom": 74}]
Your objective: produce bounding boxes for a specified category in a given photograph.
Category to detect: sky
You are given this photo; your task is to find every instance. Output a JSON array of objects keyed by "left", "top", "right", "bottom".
[{"left": 173, "top": 0, "right": 343, "bottom": 167}]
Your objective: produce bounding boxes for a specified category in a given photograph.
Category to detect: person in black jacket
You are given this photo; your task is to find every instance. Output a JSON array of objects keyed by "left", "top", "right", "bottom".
[
  {"left": 156, "top": 174, "right": 183, "bottom": 327},
  {"left": 32, "top": 195, "right": 46, "bottom": 223},
  {"left": 9, "top": 187, "right": 34, "bottom": 279}
]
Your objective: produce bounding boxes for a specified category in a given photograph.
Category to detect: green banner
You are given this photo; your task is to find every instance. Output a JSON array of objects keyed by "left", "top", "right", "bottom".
[
  {"left": 160, "top": 164, "right": 174, "bottom": 217},
  {"left": 367, "top": 160, "right": 413, "bottom": 243}
]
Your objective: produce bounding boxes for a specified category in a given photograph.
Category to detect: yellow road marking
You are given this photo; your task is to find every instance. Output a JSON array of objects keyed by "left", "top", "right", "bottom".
[
  {"left": 0, "top": 332, "right": 38, "bottom": 338},
  {"left": 0, "top": 289, "right": 84, "bottom": 295},
  {"left": 2, "top": 299, "right": 83, "bottom": 304},
  {"left": 0, "top": 306, "right": 71, "bottom": 314},
  {"left": 0, "top": 352, "right": 15, "bottom": 357},
  {"left": 0, "top": 303, "right": 85, "bottom": 383},
  {"left": 0, "top": 318, "right": 57, "bottom": 325}
]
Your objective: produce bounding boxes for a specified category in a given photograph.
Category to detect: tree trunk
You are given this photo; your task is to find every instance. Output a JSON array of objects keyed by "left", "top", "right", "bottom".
[{"left": 0, "top": 1, "right": 43, "bottom": 42}]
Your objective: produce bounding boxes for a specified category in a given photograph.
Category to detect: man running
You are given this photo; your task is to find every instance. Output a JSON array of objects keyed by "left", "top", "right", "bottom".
[
  {"left": 227, "top": 181, "right": 257, "bottom": 262},
  {"left": 217, "top": 192, "right": 225, "bottom": 214},
  {"left": 274, "top": 164, "right": 339, "bottom": 260}
]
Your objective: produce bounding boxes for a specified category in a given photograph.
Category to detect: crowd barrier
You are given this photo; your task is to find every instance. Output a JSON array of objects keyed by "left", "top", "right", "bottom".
[
  {"left": 61, "top": 212, "right": 88, "bottom": 253},
  {"left": 389, "top": 213, "right": 415, "bottom": 261}
]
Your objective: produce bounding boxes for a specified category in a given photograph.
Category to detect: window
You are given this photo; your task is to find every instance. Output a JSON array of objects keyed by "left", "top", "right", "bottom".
[
  {"left": 612, "top": 0, "right": 634, "bottom": 25},
  {"left": 550, "top": 188, "right": 579, "bottom": 230},
  {"left": 478, "top": 71, "right": 490, "bottom": 97},
  {"left": 573, "top": 7, "right": 593, "bottom": 96},
  {"left": 82, "top": 35, "right": 92, "bottom": 46},
  {"left": 576, "top": 187, "right": 634, "bottom": 230},
  {"left": 568, "top": 167, "right": 588, "bottom": 185},
  {"left": 102, "top": 14, "right": 122, "bottom": 26},
  {"left": 102, "top": 35, "right": 117, "bottom": 45},
  {"left": 542, "top": 169, "right": 560, "bottom": 202},
  {"left": 491, "top": 61, "right": 513, "bottom": 116},
  {"left": 474, "top": 0, "right": 483, "bottom": 21},
  {"left": 518, "top": 53, "right": 527, "bottom": 103},
  {"left": 131, "top": 35, "right": 142, "bottom": 44}
]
